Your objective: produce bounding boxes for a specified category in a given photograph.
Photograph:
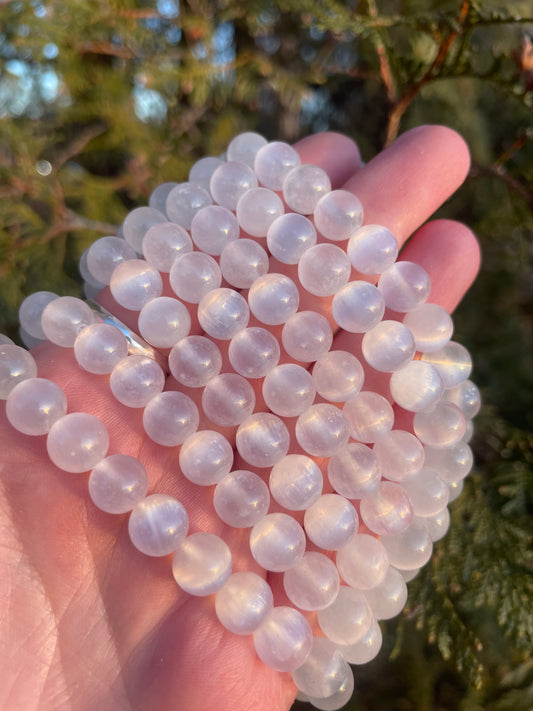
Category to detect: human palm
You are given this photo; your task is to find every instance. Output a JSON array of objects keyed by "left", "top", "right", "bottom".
[{"left": 0, "top": 127, "right": 480, "bottom": 711}]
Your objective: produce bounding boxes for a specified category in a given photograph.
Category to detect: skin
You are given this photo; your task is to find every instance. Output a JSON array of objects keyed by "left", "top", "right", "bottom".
[{"left": 0, "top": 127, "right": 480, "bottom": 711}]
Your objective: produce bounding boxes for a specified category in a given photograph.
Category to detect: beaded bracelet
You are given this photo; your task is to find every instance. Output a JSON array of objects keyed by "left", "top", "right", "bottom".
[{"left": 1, "top": 131, "right": 480, "bottom": 710}]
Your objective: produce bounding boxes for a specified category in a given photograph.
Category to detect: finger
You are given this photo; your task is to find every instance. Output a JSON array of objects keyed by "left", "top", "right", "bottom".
[{"left": 294, "top": 131, "right": 362, "bottom": 189}]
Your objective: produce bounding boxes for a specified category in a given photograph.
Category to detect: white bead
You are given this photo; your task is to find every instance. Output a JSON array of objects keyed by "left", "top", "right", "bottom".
[
  {"left": 362, "top": 320, "right": 416, "bottom": 372},
  {"left": 337, "top": 617, "right": 382, "bottom": 664},
  {"left": 189, "top": 156, "right": 224, "bottom": 193},
  {"left": 228, "top": 327, "right": 280, "bottom": 378},
  {"left": 298, "top": 244, "right": 351, "bottom": 297},
  {"left": 19, "top": 327, "right": 42, "bottom": 350},
  {"left": 342, "top": 391, "right": 394, "bottom": 443},
  {"left": 282, "top": 163, "right": 332, "bottom": 215},
  {"left": 317, "top": 586, "right": 373, "bottom": 645},
  {"left": 168, "top": 336, "right": 222, "bottom": 387},
  {"left": 214, "top": 469, "right": 270, "bottom": 528},
  {"left": 347, "top": 224, "right": 398, "bottom": 275},
  {"left": 306, "top": 667, "right": 355, "bottom": 710},
  {"left": 421, "top": 341, "right": 472, "bottom": 388},
  {"left": 210, "top": 161, "right": 258, "bottom": 210},
  {"left": 123, "top": 206, "right": 167, "bottom": 252},
  {"left": 266, "top": 213, "right": 317, "bottom": 264},
  {"left": 109, "top": 260, "right": 163, "bottom": 311},
  {"left": 109, "top": 355, "right": 165, "bottom": 408},
  {"left": 372, "top": 430, "right": 425, "bottom": 482},
  {"left": 253, "top": 606, "right": 313, "bottom": 672},
  {"left": 0, "top": 345, "right": 37, "bottom": 399},
  {"left": 148, "top": 181, "right": 178, "bottom": 214},
  {"left": 378, "top": 261, "right": 431, "bottom": 312},
  {"left": 236, "top": 412, "right": 290, "bottom": 468},
  {"left": 165, "top": 182, "right": 212, "bottom": 229},
  {"left": 424, "top": 443, "right": 473, "bottom": 484},
  {"left": 227, "top": 132, "right": 267, "bottom": 168},
  {"left": 178, "top": 430, "right": 233, "bottom": 485},
  {"left": 363, "top": 566, "right": 407, "bottom": 620},
  {"left": 6, "top": 378, "right": 67, "bottom": 435},
  {"left": 462, "top": 418, "right": 475, "bottom": 444},
  {"left": 312, "top": 350, "right": 364, "bottom": 403},
  {"left": 74, "top": 323, "right": 128, "bottom": 374},
  {"left": 360, "top": 481, "right": 413, "bottom": 536},
  {"left": 443, "top": 379, "right": 481, "bottom": 419},
  {"left": 190, "top": 205, "right": 239, "bottom": 255},
  {"left": 220, "top": 238, "right": 269, "bottom": 288},
  {"left": 88, "top": 454, "right": 149, "bottom": 514},
  {"left": 403, "top": 303, "right": 453, "bottom": 352},
  {"left": 254, "top": 141, "right": 301, "bottom": 190},
  {"left": 380, "top": 520, "right": 433, "bottom": 570},
  {"left": 269, "top": 454, "right": 323, "bottom": 510},
  {"left": 46, "top": 412, "right": 109, "bottom": 473},
  {"left": 284, "top": 552, "right": 340, "bottom": 611},
  {"left": 202, "top": 373, "right": 255, "bottom": 426},
  {"left": 79, "top": 248, "right": 106, "bottom": 289},
  {"left": 41, "top": 296, "right": 94, "bottom": 347},
  {"left": 236, "top": 187, "right": 284, "bottom": 237},
  {"left": 197, "top": 288, "right": 249, "bottom": 340},
  {"left": 296, "top": 404, "right": 350, "bottom": 457},
  {"left": 332, "top": 281, "right": 385, "bottom": 332},
  {"left": 169, "top": 251, "right": 221, "bottom": 304},
  {"left": 303, "top": 494, "right": 358, "bottom": 550},
  {"left": 448, "top": 479, "right": 464, "bottom": 502},
  {"left": 86, "top": 236, "right": 137, "bottom": 285},
  {"left": 413, "top": 402, "right": 466, "bottom": 449},
  {"left": 327, "top": 442, "right": 380, "bottom": 498},
  {"left": 282, "top": 311, "right": 333, "bottom": 363},
  {"left": 128, "top": 494, "right": 188, "bottom": 556},
  {"left": 291, "top": 637, "right": 349, "bottom": 700},
  {"left": 0, "top": 334, "right": 14, "bottom": 345},
  {"left": 402, "top": 467, "right": 449, "bottom": 517},
  {"left": 142, "top": 222, "right": 192, "bottom": 272},
  {"left": 262, "top": 364, "right": 316, "bottom": 417},
  {"left": 249, "top": 512, "right": 306, "bottom": 572},
  {"left": 138, "top": 297, "right": 191, "bottom": 348},
  {"left": 215, "top": 571, "right": 273, "bottom": 634},
  {"left": 248, "top": 273, "right": 299, "bottom": 325},
  {"left": 142, "top": 391, "right": 199, "bottom": 446},
  {"left": 420, "top": 507, "right": 450, "bottom": 542},
  {"left": 19, "top": 291, "right": 58, "bottom": 339},
  {"left": 172, "top": 532, "right": 232, "bottom": 596},
  {"left": 390, "top": 359, "right": 444, "bottom": 411},
  {"left": 313, "top": 189, "right": 363, "bottom": 242},
  {"left": 336, "top": 533, "right": 389, "bottom": 590}
]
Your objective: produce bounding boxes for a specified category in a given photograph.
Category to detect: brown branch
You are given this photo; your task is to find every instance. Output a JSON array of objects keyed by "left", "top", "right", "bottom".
[
  {"left": 469, "top": 161, "right": 533, "bottom": 212},
  {"left": 52, "top": 121, "right": 108, "bottom": 172},
  {"left": 495, "top": 129, "right": 532, "bottom": 168},
  {"left": 367, "top": 0, "right": 397, "bottom": 103},
  {"left": 77, "top": 41, "right": 135, "bottom": 59}
]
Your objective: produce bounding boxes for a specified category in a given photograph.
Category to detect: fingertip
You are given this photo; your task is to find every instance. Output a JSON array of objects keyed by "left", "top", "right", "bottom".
[
  {"left": 402, "top": 124, "right": 471, "bottom": 186},
  {"left": 294, "top": 132, "right": 362, "bottom": 188}
]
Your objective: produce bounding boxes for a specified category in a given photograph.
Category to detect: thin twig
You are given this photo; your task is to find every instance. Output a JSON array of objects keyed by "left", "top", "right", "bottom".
[
  {"left": 367, "top": 0, "right": 397, "bottom": 103},
  {"left": 469, "top": 162, "right": 533, "bottom": 212}
]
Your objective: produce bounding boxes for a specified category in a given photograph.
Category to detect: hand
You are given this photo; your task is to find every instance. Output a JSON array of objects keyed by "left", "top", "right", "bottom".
[{"left": 0, "top": 127, "right": 480, "bottom": 711}]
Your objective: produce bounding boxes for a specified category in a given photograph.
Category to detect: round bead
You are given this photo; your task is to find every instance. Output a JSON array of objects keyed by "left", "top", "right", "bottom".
[
  {"left": 74, "top": 323, "right": 129, "bottom": 375},
  {"left": 342, "top": 391, "right": 394, "bottom": 443},
  {"left": 424, "top": 443, "right": 473, "bottom": 484},
  {"left": 390, "top": 359, "right": 444, "bottom": 411},
  {"left": 250, "top": 513, "right": 306, "bottom": 572},
  {"left": 304, "top": 494, "right": 358, "bottom": 550},
  {"left": 306, "top": 667, "right": 355, "bottom": 711},
  {"left": 266, "top": 213, "right": 317, "bottom": 264},
  {"left": 172, "top": 532, "right": 232, "bottom": 596},
  {"left": 88, "top": 454, "right": 149, "bottom": 514},
  {"left": 197, "top": 288, "right": 249, "bottom": 340},
  {"left": 189, "top": 156, "right": 224, "bottom": 193},
  {"left": 46, "top": 412, "right": 109, "bottom": 473},
  {"left": 215, "top": 571, "right": 273, "bottom": 635},
  {"left": 169, "top": 251, "right": 221, "bottom": 304},
  {"left": 317, "top": 586, "right": 373, "bottom": 646},
  {"left": 190, "top": 205, "right": 239, "bottom": 255},
  {"left": 312, "top": 350, "right": 364, "bottom": 403},
  {"left": 327, "top": 443, "right": 380, "bottom": 498},
  {"left": 283, "top": 552, "right": 340, "bottom": 611},
  {"left": 148, "top": 181, "right": 178, "bottom": 214},
  {"left": 0, "top": 334, "right": 14, "bottom": 345},
  {"left": 236, "top": 187, "right": 284, "bottom": 237},
  {"left": 86, "top": 237, "right": 137, "bottom": 286},
  {"left": 372, "top": 430, "right": 425, "bottom": 482},
  {"left": 128, "top": 494, "right": 188, "bottom": 557},
  {"left": 79, "top": 248, "right": 106, "bottom": 290},
  {"left": 402, "top": 467, "right": 449, "bottom": 517},
  {"left": 269, "top": 454, "right": 323, "bottom": 510},
  {"left": 6, "top": 377, "right": 67, "bottom": 435},
  {"left": 138, "top": 297, "right": 191, "bottom": 348},
  {"left": 168, "top": 336, "right": 222, "bottom": 387},
  {"left": 19, "top": 327, "right": 42, "bottom": 350},
  {"left": 236, "top": 412, "right": 290, "bottom": 468},
  {"left": 179, "top": 430, "right": 233, "bottom": 486},
  {"left": 291, "top": 637, "right": 350, "bottom": 701},
  {"left": 363, "top": 566, "right": 408, "bottom": 620},
  {"left": 362, "top": 320, "right": 416, "bottom": 372},
  {"left": 142, "top": 222, "right": 192, "bottom": 272},
  {"left": 298, "top": 244, "right": 351, "bottom": 297},
  {"left": 123, "top": 206, "right": 167, "bottom": 253},
  {"left": 444, "top": 379, "right": 481, "bottom": 419},
  {"left": 420, "top": 507, "right": 451, "bottom": 542},
  {"left": 202, "top": 373, "right": 256, "bottom": 426},
  {"left": 282, "top": 164, "right": 332, "bottom": 215},
  {"left": 448, "top": 479, "right": 464, "bottom": 503},
  {"left": 254, "top": 141, "right": 301, "bottom": 190},
  {"left": 0, "top": 345, "right": 37, "bottom": 399},
  {"left": 220, "top": 238, "right": 269, "bottom": 288},
  {"left": 142, "top": 391, "right": 199, "bottom": 446},
  {"left": 378, "top": 261, "right": 431, "bottom": 312},
  {"left": 253, "top": 606, "right": 312, "bottom": 672},
  {"left": 228, "top": 327, "right": 280, "bottom": 378},
  {"left": 296, "top": 404, "right": 350, "bottom": 457},
  {"left": 227, "top": 131, "right": 267, "bottom": 168},
  {"left": 109, "top": 355, "right": 165, "bottom": 408},
  {"left": 336, "top": 533, "right": 389, "bottom": 590},
  {"left": 262, "top": 364, "right": 316, "bottom": 418},
  {"left": 403, "top": 303, "right": 454, "bottom": 352},
  {"left": 19, "top": 291, "right": 58, "bottom": 339},
  {"left": 380, "top": 520, "right": 433, "bottom": 570},
  {"left": 421, "top": 341, "right": 473, "bottom": 388},
  {"left": 332, "top": 281, "right": 385, "bottom": 333},
  {"left": 360, "top": 481, "right": 413, "bottom": 536},
  {"left": 281, "top": 311, "right": 333, "bottom": 363},
  {"left": 313, "top": 189, "right": 363, "bottom": 242},
  {"left": 109, "top": 260, "right": 163, "bottom": 311},
  {"left": 337, "top": 617, "right": 382, "bottom": 664},
  {"left": 210, "top": 161, "right": 258, "bottom": 210},
  {"left": 214, "top": 469, "right": 270, "bottom": 528},
  {"left": 413, "top": 402, "right": 466, "bottom": 449},
  {"left": 165, "top": 182, "right": 212, "bottom": 229},
  {"left": 41, "top": 296, "right": 94, "bottom": 347},
  {"left": 248, "top": 273, "right": 299, "bottom": 325},
  {"left": 347, "top": 224, "right": 398, "bottom": 275}
]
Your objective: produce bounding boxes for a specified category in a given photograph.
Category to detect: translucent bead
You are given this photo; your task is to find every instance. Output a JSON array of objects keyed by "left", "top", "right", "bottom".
[
  {"left": 0, "top": 345, "right": 37, "bottom": 399},
  {"left": 86, "top": 236, "right": 136, "bottom": 286},
  {"left": 420, "top": 507, "right": 450, "bottom": 542},
  {"left": 148, "top": 181, "right": 178, "bottom": 214},
  {"left": 109, "top": 355, "right": 165, "bottom": 408},
  {"left": 298, "top": 244, "right": 351, "bottom": 297},
  {"left": 248, "top": 273, "right": 299, "bottom": 326},
  {"left": 306, "top": 668, "right": 355, "bottom": 711},
  {"left": 220, "top": 238, "right": 269, "bottom": 288},
  {"left": 253, "top": 606, "right": 313, "bottom": 672},
  {"left": 214, "top": 469, "right": 270, "bottom": 528},
  {"left": 421, "top": 341, "right": 472, "bottom": 388},
  {"left": 227, "top": 131, "right": 267, "bottom": 168},
  {"left": 282, "top": 311, "right": 333, "bottom": 363},
  {"left": 312, "top": 351, "right": 364, "bottom": 403},
  {"left": 142, "top": 222, "right": 192, "bottom": 272},
  {"left": 165, "top": 182, "right": 212, "bottom": 230},
  {"left": 79, "top": 248, "right": 107, "bottom": 289},
  {"left": 282, "top": 163, "right": 332, "bottom": 215},
  {"left": 128, "top": 494, "right": 188, "bottom": 557},
  {"left": 262, "top": 364, "right": 316, "bottom": 417},
  {"left": 327, "top": 443, "right": 380, "bottom": 498},
  {"left": 342, "top": 391, "right": 394, "bottom": 443},
  {"left": 254, "top": 141, "right": 301, "bottom": 190},
  {"left": 249, "top": 512, "right": 306, "bottom": 572},
  {"left": 236, "top": 412, "right": 290, "bottom": 468},
  {"left": 266, "top": 213, "right": 317, "bottom": 264},
  {"left": 296, "top": 404, "right": 350, "bottom": 457},
  {"left": 215, "top": 571, "right": 273, "bottom": 635},
  {"left": 283, "top": 552, "right": 340, "bottom": 611},
  {"left": 6, "top": 378, "right": 67, "bottom": 435},
  {"left": 360, "top": 481, "right": 413, "bottom": 536},
  {"left": 332, "top": 281, "right": 385, "bottom": 333},
  {"left": 19, "top": 291, "right": 58, "bottom": 339},
  {"left": 347, "top": 224, "right": 398, "bottom": 275},
  {"left": 138, "top": 297, "right": 191, "bottom": 348},
  {"left": 74, "top": 323, "right": 129, "bottom": 374},
  {"left": 142, "top": 391, "right": 199, "bottom": 446},
  {"left": 403, "top": 303, "right": 453, "bottom": 352},
  {"left": 314, "top": 189, "right": 364, "bottom": 242},
  {"left": 413, "top": 402, "right": 466, "bottom": 449},
  {"left": 41, "top": 296, "right": 94, "bottom": 347},
  {"left": 197, "top": 288, "right": 250, "bottom": 340},
  {"left": 46, "top": 412, "right": 109, "bottom": 473},
  {"left": 380, "top": 520, "right": 433, "bottom": 570},
  {"left": 0, "top": 334, "right": 14, "bottom": 345},
  {"left": 210, "top": 161, "right": 258, "bottom": 210},
  {"left": 444, "top": 379, "right": 481, "bottom": 419},
  {"left": 424, "top": 444, "right": 473, "bottom": 484},
  {"left": 123, "top": 206, "right": 167, "bottom": 253},
  {"left": 362, "top": 320, "right": 416, "bottom": 372},
  {"left": 190, "top": 205, "right": 239, "bottom": 255},
  {"left": 372, "top": 430, "right": 425, "bottom": 482},
  {"left": 168, "top": 336, "right": 222, "bottom": 388},
  {"left": 88, "top": 454, "right": 149, "bottom": 514},
  {"left": 202, "top": 373, "right": 256, "bottom": 426},
  {"left": 189, "top": 156, "right": 224, "bottom": 193},
  {"left": 291, "top": 637, "right": 350, "bottom": 701},
  {"left": 179, "top": 430, "right": 233, "bottom": 486},
  {"left": 236, "top": 187, "right": 284, "bottom": 237},
  {"left": 335, "top": 533, "right": 389, "bottom": 590},
  {"left": 448, "top": 478, "right": 464, "bottom": 502},
  {"left": 337, "top": 617, "right": 382, "bottom": 664},
  {"left": 402, "top": 467, "right": 449, "bottom": 517},
  {"left": 378, "top": 261, "right": 431, "bottom": 312},
  {"left": 19, "top": 327, "right": 42, "bottom": 350},
  {"left": 317, "top": 586, "right": 372, "bottom": 645},
  {"left": 228, "top": 327, "right": 280, "bottom": 378},
  {"left": 462, "top": 418, "right": 475, "bottom": 444},
  {"left": 363, "top": 566, "right": 407, "bottom": 620},
  {"left": 390, "top": 360, "right": 444, "bottom": 411},
  {"left": 169, "top": 251, "right": 221, "bottom": 304},
  {"left": 172, "top": 532, "right": 232, "bottom": 596},
  {"left": 304, "top": 494, "right": 358, "bottom": 550},
  {"left": 109, "top": 260, "right": 163, "bottom": 311},
  {"left": 269, "top": 454, "right": 323, "bottom": 510}
]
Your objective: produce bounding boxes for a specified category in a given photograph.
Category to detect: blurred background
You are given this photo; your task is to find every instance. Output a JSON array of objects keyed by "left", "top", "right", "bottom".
[{"left": 0, "top": 1, "right": 532, "bottom": 709}]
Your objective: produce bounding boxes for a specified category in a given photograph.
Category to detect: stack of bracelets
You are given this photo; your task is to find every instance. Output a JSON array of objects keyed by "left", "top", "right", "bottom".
[{"left": 0, "top": 132, "right": 479, "bottom": 710}]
